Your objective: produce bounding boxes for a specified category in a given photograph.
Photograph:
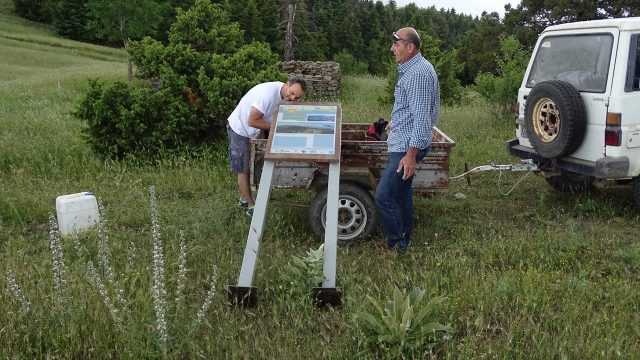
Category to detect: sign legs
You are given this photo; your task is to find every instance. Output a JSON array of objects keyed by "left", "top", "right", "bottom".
[{"left": 229, "top": 161, "right": 342, "bottom": 308}]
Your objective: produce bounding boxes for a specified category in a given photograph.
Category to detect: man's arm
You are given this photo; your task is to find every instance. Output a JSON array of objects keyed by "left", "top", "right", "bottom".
[{"left": 246, "top": 106, "right": 271, "bottom": 131}]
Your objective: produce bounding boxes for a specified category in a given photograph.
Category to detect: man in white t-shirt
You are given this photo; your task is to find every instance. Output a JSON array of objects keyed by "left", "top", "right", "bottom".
[{"left": 227, "top": 76, "right": 307, "bottom": 217}]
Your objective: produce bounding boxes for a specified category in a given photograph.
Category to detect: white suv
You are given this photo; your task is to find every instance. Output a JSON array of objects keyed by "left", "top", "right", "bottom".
[{"left": 508, "top": 17, "right": 640, "bottom": 208}]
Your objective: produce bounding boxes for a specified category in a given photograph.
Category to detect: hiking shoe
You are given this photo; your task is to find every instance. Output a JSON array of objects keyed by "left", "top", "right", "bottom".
[
  {"left": 245, "top": 207, "right": 254, "bottom": 218},
  {"left": 238, "top": 198, "right": 249, "bottom": 209}
]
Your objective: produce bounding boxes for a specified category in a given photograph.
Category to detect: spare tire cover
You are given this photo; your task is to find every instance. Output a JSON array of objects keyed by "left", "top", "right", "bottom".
[{"left": 524, "top": 80, "right": 587, "bottom": 159}]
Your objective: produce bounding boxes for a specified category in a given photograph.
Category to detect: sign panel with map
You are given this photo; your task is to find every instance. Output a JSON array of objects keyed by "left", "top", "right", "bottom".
[{"left": 264, "top": 102, "right": 341, "bottom": 162}]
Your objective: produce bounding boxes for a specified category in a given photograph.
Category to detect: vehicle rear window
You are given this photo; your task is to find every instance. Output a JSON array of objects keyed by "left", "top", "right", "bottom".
[
  {"left": 526, "top": 33, "right": 613, "bottom": 93},
  {"left": 625, "top": 34, "right": 640, "bottom": 92}
]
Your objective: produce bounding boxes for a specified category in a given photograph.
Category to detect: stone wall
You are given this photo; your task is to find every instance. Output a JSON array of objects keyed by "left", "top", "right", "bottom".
[{"left": 278, "top": 60, "right": 342, "bottom": 97}]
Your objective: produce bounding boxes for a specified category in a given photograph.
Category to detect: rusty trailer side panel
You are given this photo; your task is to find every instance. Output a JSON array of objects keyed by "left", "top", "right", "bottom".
[{"left": 250, "top": 123, "right": 455, "bottom": 195}]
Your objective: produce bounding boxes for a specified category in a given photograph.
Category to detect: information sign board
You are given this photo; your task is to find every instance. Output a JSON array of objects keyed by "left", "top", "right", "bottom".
[{"left": 264, "top": 102, "right": 341, "bottom": 162}]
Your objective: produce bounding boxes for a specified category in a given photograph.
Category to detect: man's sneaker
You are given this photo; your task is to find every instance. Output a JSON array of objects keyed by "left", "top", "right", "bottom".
[
  {"left": 245, "top": 207, "right": 254, "bottom": 218},
  {"left": 238, "top": 198, "right": 249, "bottom": 209}
]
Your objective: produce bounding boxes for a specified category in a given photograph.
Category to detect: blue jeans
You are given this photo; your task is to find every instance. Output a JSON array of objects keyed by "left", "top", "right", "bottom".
[{"left": 375, "top": 148, "right": 429, "bottom": 252}]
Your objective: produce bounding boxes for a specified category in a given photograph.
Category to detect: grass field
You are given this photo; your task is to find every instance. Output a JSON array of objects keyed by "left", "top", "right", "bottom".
[{"left": 2, "top": 3, "right": 640, "bottom": 359}]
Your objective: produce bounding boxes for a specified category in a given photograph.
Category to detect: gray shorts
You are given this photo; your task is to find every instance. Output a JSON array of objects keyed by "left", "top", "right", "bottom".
[{"left": 227, "top": 125, "right": 250, "bottom": 174}]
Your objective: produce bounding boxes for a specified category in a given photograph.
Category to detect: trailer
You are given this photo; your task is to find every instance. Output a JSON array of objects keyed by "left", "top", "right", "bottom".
[{"left": 250, "top": 123, "right": 456, "bottom": 242}]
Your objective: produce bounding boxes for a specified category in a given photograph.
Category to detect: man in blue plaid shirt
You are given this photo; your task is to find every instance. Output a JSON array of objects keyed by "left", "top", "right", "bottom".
[{"left": 375, "top": 27, "right": 440, "bottom": 254}]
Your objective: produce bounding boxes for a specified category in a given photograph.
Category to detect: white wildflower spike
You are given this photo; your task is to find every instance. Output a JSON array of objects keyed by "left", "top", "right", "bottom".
[
  {"left": 149, "top": 186, "right": 168, "bottom": 346},
  {"left": 6, "top": 268, "right": 31, "bottom": 312},
  {"left": 85, "top": 260, "right": 122, "bottom": 328},
  {"left": 48, "top": 213, "right": 68, "bottom": 305},
  {"left": 193, "top": 265, "right": 218, "bottom": 328},
  {"left": 174, "top": 229, "right": 187, "bottom": 311},
  {"left": 97, "top": 198, "right": 126, "bottom": 307},
  {"left": 127, "top": 240, "right": 137, "bottom": 270},
  {"left": 72, "top": 233, "right": 83, "bottom": 258}
]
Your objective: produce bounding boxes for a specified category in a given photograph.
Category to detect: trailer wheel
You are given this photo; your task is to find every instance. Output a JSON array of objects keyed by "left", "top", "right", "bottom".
[
  {"left": 308, "top": 183, "right": 377, "bottom": 243},
  {"left": 524, "top": 81, "right": 587, "bottom": 159},
  {"left": 633, "top": 177, "right": 640, "bottom": 210},
  {"left": 545, "top": 171, "right": 594, "bottom": 193}
]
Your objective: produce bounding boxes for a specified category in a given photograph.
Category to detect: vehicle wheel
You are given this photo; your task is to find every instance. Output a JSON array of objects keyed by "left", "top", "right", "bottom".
[
  {"left": 308, "top": 183, "right": 377, "bottom": 243},
  {"left": 633, "top": 177, "right": 640, "bottom": 209},
  {"left": 545, "top": 171, "right": 594, "bottom": 193},
  {"left": 524, "top": 80, "right": 587, "bottom": 159}
]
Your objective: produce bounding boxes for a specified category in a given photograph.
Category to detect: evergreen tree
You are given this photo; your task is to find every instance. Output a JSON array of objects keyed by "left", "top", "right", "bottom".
[
  {"left": 504, "top": 0, "right": 640, "bottom": 48},
  {"left": 12, "top": 0, "right": 53, "bottom": 22},
  {"left": 257, "top": 0, "right": 281, "bottom": 51},
  {"left": 52, "top": 0, "right": 93, "bottom": 41},
  {"left": 456, "top": 11, "right": 504, "bottom": 85},
  {"left": 225, "top": 0, "right": 263, "bottom": 42}
]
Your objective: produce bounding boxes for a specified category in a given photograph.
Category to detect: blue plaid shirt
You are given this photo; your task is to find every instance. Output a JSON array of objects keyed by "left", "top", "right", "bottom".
[{"left": 387, "top": 53, "right": 440, "bottom": 152}]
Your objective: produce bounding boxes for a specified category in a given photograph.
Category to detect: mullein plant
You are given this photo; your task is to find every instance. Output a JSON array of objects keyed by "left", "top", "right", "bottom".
[
  {"left": 6, "top": 268, "right": 32, "bottom": 313},
  {"left": 149, "top": 185, "right": 169, "bottom": 347},
  {"left": 356, "top": 287, "right": 453, "bottom": 357},
  {"left": 279, "top": 244, "right": 326, "bottom": 298},
  {"left": 174, "top": 230, "right": 188, "bottom": 312},
  {"left": 72, "top": 232, "right": 124, "bottom": 329},
  {"left": 96, "top": 198, "right": 126, "bottom": 307},
  {"left": 192, "top": 264, "right": 218, "bottom": 329},
  {"left": 48, "top": 213, "right": 68, "bottom": 306}
]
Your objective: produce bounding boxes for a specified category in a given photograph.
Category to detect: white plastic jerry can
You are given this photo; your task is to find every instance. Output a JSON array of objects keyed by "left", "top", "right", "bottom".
[{"left": 55, "top": 192, "right": 100, "bottom": 236}]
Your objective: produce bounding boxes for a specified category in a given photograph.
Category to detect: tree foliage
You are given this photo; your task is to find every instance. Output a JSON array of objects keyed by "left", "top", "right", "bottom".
[
  {"left": 457, "top": 12, "right": 504, "bottom": 85},
  {"left": 86, "top": 0, "right": 164, "bottom": 47},
  {"left": 474, "top": 36, "right": 529, "bottom": 119},
  {"left": 504, "top": 0, "right": 640, "bottom": 48},
  {"left": 12, "top": 0, "right": 53, "bottom": 22},
  {"left": 51, "top": 0, "right": 94, "bottom": 41}
]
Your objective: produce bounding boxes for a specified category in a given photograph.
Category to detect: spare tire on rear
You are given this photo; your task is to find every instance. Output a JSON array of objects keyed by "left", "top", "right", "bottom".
[{"left": 524, "top": 80, "right": 587, "bottom": 159}]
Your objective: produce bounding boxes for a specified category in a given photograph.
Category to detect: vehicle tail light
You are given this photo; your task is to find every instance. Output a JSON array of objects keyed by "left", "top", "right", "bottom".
[{"left": 605, "top": 112, "right": 621, "bottom": 146}]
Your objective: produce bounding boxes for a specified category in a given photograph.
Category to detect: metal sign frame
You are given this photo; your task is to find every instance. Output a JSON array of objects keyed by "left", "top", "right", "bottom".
[{"left": 229, "top": 102, "right": 342, "bottom": 308}]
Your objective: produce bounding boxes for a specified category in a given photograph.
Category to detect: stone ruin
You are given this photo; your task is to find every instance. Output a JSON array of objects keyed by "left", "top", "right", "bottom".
[{"left": 278, "top": 60, "right": 342, "bottom": 97}]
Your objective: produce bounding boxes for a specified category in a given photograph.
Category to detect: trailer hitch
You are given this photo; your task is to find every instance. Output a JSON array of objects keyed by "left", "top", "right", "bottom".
[{"left": 449, "top": 159, "right": 539, "bottom": 186}]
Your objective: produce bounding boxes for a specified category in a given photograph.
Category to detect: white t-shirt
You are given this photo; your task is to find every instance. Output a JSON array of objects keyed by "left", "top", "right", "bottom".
[{"left": 227, "top": 81, "right": 284, "bottom": 139}]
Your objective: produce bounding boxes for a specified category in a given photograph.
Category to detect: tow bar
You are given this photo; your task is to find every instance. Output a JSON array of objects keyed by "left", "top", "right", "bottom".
[{"left": 449, "top": 159, "right": 539, "bottom": 188}]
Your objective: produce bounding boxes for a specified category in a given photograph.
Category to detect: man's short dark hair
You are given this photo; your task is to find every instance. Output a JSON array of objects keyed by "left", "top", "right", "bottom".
[{"left": 288, "top": 75, "right": 308, "bottom": 93}]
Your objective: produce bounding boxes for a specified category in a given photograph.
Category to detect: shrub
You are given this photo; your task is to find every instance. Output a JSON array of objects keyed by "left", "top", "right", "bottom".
[
  {"left": 474, "top": 36, "right": 529, "bottom": 119},
  {"left": 197, "top": 41, "right": 285, "bottom": 133},
  {"left": 168, "top": 0, "right": 243, "bottom": 54},
  {"left": 73, "top": 77, "right": 203, "bottom": 159},
  {"left": 334, "top": 50, "right": 369, "bottom": 75}
]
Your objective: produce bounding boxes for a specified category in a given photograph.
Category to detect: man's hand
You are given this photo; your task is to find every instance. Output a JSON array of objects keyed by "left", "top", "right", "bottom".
[{"left": 396, "top": 148, "right": 418, "bottom": 180}]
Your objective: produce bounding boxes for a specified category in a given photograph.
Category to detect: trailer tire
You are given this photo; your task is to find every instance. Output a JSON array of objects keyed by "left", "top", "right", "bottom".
[
  {"left": 524, "top": 81, "right": 587, "bottom": 159},
  {"left": 545, "top": 171, "right": 594, "bottom": 193},
  {"left": 308, "top": 183, "right": 377, "bottom": 243}
]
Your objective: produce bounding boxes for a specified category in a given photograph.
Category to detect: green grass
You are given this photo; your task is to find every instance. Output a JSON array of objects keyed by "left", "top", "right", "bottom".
[{"left": 2, "top": 6, "right": 640, "bottom": 359}]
